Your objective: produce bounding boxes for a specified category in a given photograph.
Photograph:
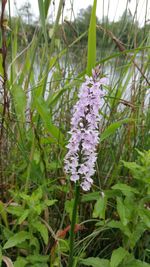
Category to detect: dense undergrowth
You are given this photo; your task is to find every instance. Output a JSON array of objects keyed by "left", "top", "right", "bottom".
[{"left": 0, "top": 0, "right": 150, "bottom": 266}]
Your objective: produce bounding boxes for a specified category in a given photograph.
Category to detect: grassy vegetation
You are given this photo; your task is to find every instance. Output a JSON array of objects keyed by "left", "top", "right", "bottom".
[{"left": 0, "top": 0, "right": 150, "bottom": 266}]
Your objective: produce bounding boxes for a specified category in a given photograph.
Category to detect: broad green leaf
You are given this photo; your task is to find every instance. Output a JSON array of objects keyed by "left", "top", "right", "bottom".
[
  {"left": 80, "top": 257, "right": 110, "bottom": 267},
  {"left": 107, "top": 220, "right": 131, "bottom": 238},
  {"left": 18, "top": 210, "right": 29, "bottom": 224},
  {"left": 33, "top": 221, "right": 48, "bottom": 245},
  {"left": 82, "top": 192, "right": 100, "bottom": 202},
  {"left": 14, "top": 257, "right": 27, "bottom": 267},
  {"left": 117, "top": 197, "right": 128, "bottom": 226},
  {"left": 87, "top": 0, "right": 97, "bottom": 75},
  {"left": 100, "top": 119, "right": 133, "bottom": 142},
  {"left": 7, "top": 205, "right": 25, "bottom": 217},
  {"left": 26, "top": 254, "right": 49, "bottom": 263},
  {"left": 123, "top": 259, "right": 150, "bottom": 267},
  {"left": 14, "top": 255, "right": 49, "bottom": 266},
  {"left": 123, "top": 196, "right": 136, "bottom": 221},
  {"left": 29, "top": 236, "right": 40, "bottom": 253},
  {"left": 111, "top": 183, "right": 138, "bottom": 196},
  {"left": 93, "top": 196, "right": 107, "bottom": 220},
  {"left": 110, "top": 247, "right": 128, "bottom": 267},
  {"left": 129, "top": 223, "right": 146, "bottom": 249},
  {"left": 139, "top": 208, "right": 150, "bottom": 228},
  {"left": 3, "top": 231, "right": 31, "bottom": 249}
]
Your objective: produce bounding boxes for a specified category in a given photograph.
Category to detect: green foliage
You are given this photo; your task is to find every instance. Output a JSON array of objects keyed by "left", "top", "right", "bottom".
[
  {"left": 93, "top": 195, "right": 107, "bottom": 220},
  {"left": 0, "top": 0, "right": 150, "bottom": 266},
  {"left": 2, "top": 188, "right": 57, "bottom": 264},
  {"left": 83, "top": 150, "right": 150, "bottom": 265},
  {"left": 80, "top": 257, "right": 110, "bottom": 267},
  {"left": 4, "top": 231, "right": 31, "bottom": 249},
  {"left": 110, "top": 247, "right": 128, "bottom": 267},
  {"left": 38, "top": 0, "right": 48, "bottom": 42},
  {"left": 87, "top": 0, "right": 97, "bottom": 75},
  {"left": 122, "top": 150, "right": 150, "bottom": 184},
  {"left": 14, "top": 255, "right": 49, "bottom": 267},
  {"left": 80, "top": 252, "right": 150, "bottom": 267}
]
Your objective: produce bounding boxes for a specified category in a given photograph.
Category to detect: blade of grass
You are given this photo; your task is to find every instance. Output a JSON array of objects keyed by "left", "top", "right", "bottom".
[
  {"left": 38, "top": 0, "right": 48, "bottom": 43},
  {"left": 87, "top": 0, "right": 97, "bottom": 76}
]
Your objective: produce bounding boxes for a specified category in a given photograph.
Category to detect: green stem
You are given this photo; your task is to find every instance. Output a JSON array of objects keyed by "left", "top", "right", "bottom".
[{"left": 68, "top": 183, "right": 80, "bottom": 267}]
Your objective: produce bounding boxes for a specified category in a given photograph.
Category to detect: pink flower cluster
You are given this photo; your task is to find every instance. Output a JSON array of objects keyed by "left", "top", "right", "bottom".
[{"left": 64, "top": 69, "right": 107, "bottom": 191}]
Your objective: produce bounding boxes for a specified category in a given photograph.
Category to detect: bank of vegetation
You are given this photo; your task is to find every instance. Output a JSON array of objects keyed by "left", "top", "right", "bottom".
[{"left": 0, "top": 0, "right": 150, "bottom": 266}]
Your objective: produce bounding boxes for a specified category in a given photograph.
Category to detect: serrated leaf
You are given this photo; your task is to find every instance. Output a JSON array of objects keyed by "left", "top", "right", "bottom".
[
  {"left": 110, "top": 247, "right": 128, "bottom": 267},
  {"left": 129, "top": 223, "right": 146, "bottom": 249},
  {"left": 111, "top": 183, "right": 138, "bottom": 196},
  {"left": 33, "top": 221, "right": 48, "bottom": 245},
  {"left": 3, "top": 231, "right": 31, "bottom": 249},
  {"left": 6, "top": 205, "right": 24, "bottom": 217},
  {"left": 117, "top": 197, "right": 128, "bottom": 226},
  {"left": 80, "top": 257, "right": 110, "bottom": 267}
]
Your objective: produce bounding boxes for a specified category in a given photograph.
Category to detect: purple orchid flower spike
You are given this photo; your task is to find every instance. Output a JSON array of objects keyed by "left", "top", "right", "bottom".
[{"left": 64, "top": 67, "right": 107, "bottom": 191}]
